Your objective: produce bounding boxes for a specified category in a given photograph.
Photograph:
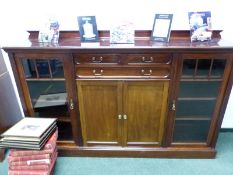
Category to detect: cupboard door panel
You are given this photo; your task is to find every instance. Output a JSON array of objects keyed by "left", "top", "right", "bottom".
[
  {"left": 176, "top": 100, "right": 216, "bottom": 118},
  {"left": 172, "top": 56, "right": 229, "bottom": 145},
  {"left": 173, "top": 120, "right": 211, "bottom": 142},
  {"left": 77, "top": 81, "right": 122, "bottom": 146},
  {"left": 179, "top": 81, "right": 221, "bottom": 98},
  {"left": 123, "top": 81, "right": 169, "bottom": 147},
  {"left": 19, "top": 57, "right": 76, "bottom": 142}
]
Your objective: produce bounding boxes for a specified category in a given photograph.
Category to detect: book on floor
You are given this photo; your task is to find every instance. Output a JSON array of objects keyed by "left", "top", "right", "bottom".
[
  {"left": 9, "top": 128, "right": 58, "bottom": 157},
  {"left": 8, "top": 151, "right": 57, "bottom": 175},
  {"left": 0, "top": 117, "right": 57, "bottom": 150}
]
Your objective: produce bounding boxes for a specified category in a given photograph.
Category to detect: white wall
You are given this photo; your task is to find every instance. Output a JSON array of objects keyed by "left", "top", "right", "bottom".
[
  {"left": 0, "top": 0, "right": 232, "bottom": 31},
  {"left": 0, "top": 0, "right": 232, "bottom": 128}
]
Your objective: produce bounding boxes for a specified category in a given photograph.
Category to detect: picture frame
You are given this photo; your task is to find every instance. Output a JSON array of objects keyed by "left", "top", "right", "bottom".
[
  {"left": 188, "top": 11, "right": 212, "bottom": 42},
  {"left": 38, "top": 19, "right": 59, "bottom": 44},
  {"left": 77, "top": 16, "right": 99, "bottom": 43},
  {"left": 151, "top": 14, "right": 173, "bottom": 42},
  {"left": 110, "top": 21, "right": 134, "bottom": 44}
]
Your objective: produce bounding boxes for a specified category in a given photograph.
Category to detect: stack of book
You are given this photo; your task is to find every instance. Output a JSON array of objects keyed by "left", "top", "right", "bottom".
[
  {"left": 8, "top": 128, "right": 58, "bottom": 175},
  {"left": 0, "top": 117, "right": 58, "bottom": 175},
  {"left": 0, "top": 117, "right": 57, "bottom": 150}
]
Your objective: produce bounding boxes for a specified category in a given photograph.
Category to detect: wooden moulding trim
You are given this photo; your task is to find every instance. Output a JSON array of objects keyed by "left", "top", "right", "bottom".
[
  {"left": 57, "top": 147, "right": 216, "bottom": 158},
  {"left": 28, "top": 30, "right": 222, "bottom": 42},
  {"left": 220, "top": 128, "right": 233, "bottom": 132}
]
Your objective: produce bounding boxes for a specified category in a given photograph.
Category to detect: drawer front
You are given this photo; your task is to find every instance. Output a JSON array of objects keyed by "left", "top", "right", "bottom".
[
  {"left": 74, "top": 54, "right": 119, "bottom": 64},
  {"left": 76, "top": 67, "right": 170, "bottom": 79},
  {"left": 124, "top": 54, "right": 172, "bottom": 64}
]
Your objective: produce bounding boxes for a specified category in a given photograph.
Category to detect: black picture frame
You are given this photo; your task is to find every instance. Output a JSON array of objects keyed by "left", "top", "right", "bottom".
[
  {"left": 151, "top": 14, "right": 173, "bottom": 42},
  {"left": 77, "top": 16, "right": 99, "bottom": 42}
]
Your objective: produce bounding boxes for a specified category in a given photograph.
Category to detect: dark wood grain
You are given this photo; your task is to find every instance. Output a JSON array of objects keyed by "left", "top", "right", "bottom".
[
  {"left": 57, "top": 145, "right": 216, "bottom": 158},
  {"left": 123, "top": 81, "right": 169, "bottom": 147},
  {"left": 77, "top": 81, "right": 122, "bottom": 146},
  {"left": 3, "top": 30, "right": 233, "bottom": 158},
  {"left": 0, "top": 149, "right": 5, "bottom": 162}
]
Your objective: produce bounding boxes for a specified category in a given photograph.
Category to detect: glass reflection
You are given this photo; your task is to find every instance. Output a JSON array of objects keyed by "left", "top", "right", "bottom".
[{"left": 22, "top": 59, "right": 64, "bottom": 78}]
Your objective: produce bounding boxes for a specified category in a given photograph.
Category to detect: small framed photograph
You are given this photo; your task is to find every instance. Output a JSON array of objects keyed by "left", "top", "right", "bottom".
[
  {"left": 110, "top": 21, "right": 134, "bottom": 44},
  {"left": 38, "top": 19, "right": 60, "bottom": 44},
  {"left": 77, "top": 16, "right": 99, "bottom": 42},
  {"left": 151, "top": 14, "right": 173, "bottom": 42},
  {"left": 188, "top": 11, "right": 212, "bottom": 42}
]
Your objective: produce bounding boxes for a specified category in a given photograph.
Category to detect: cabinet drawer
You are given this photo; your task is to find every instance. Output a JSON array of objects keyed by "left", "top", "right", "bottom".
[
  {"left": 124, "top": 54, "right": 172, "bottom": 64},
  {"left": 76, "top": 67, "right": 170, "bottom": 79},
  {"left": 74, "top": 54, "right": 119, "bottom": 64}
]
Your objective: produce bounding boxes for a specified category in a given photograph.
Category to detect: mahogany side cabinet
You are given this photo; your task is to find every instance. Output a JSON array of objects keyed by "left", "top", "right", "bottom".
[{"left": 3, "top": 30, "right": 233, "bottom": 158}]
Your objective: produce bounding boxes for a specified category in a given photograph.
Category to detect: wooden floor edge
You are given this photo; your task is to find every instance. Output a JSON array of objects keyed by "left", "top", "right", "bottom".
[{"left": 57, "top": 147, "right": 216, "bottom": 158}]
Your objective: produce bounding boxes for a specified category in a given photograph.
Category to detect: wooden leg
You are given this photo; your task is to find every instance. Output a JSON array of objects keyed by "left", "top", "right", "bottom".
[{"left": 0, "top": 149, "right": 5, "bottom": 162}]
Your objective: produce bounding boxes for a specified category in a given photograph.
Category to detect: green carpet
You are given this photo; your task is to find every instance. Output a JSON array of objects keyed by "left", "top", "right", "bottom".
[{"left": 1, "top": 132, "right": 233, "bottom": 175}]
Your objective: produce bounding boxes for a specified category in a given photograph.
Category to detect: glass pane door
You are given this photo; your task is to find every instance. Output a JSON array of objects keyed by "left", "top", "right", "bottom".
[
  {"left": 173, "top": 58, "right": 226, "bottom": 143},
  {"left": 22, "top": 58, "right": 73, "bottom": 141}
]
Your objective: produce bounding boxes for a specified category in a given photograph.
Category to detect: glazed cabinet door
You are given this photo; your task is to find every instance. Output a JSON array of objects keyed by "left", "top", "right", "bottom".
[
  {"left": 172, "top": 54, "right": 232, "bottom": 146},
  {"left": 123, "top": 81, "right": 169, "bottom": 147},
  {"left": 77, "top": 81, "right": 122, "bottom": 146},
  {"left": 12, "top": 53, "right": 79, "bottom": 143}
]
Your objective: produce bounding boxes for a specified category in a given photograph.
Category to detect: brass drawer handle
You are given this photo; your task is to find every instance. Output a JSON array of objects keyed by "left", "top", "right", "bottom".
[
  {"left": 141, "top": 69, "right": 152, "bottom": 76},
  {"left": 93, "top": 69, "right": 103, "bottom": 76},
  {"left": 142, "top": 56, "right": 154, "bottom": 63},
  {"left": 92, "top": 56, "right": 103, "bottom": 63}
]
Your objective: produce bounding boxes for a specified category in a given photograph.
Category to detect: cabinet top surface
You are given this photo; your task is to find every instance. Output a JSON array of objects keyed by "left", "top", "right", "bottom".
[{"left": 3, "top": 30, "right": 233, "bottom": 52}]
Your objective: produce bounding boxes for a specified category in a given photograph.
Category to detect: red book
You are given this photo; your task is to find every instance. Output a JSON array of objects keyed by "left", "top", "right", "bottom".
[
  {"left": 9, "top": 129, "right": 58, "bottom": 157},
  {"left": 43, "top": 128, "right": 58, "bottom": 150},
  {"left": 9, "top": 145, "right": 56, "bottom": 158},
  {"left": 8, "top": 152, "right": 57, "bottom": 175},
  {"left": 9, "top": 152, "right": 57, "bottom": 171},
  {"left": 8, "top": 152, "right": 54, "bottom": 163},
  {"left": 10, "top": 158, "right": 51, "bottom": 166},
  {"left": 9, "top": 150, "right": 57, "bottom": 167},
  {"left": 10, "top": 164, "right": 50, "bottom": 171}
]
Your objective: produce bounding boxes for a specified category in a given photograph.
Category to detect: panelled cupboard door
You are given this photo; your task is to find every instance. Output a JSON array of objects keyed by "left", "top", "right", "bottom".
[
  {"left": 77, "top": 81, "right": 122, "bottom": 146},
  {"left": 77, "top": 80, "right": 169, "bottom": 147},
  {"left": 123, "top": 81, "right": 169, "bottom": 147}
]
